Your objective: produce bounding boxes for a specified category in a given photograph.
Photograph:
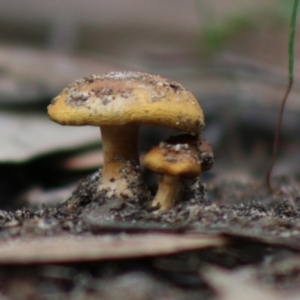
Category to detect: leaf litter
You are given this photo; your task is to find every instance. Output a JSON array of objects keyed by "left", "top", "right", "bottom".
[{"left": 0, "top": 168, "right": 299, "bottom": 298}]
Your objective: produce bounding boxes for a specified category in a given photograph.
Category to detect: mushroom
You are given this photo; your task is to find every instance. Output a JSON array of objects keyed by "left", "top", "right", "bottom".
[
  {"left": 47, "top": 72, "right": 204, "bottom": 200},
  {"left": 142, "top": 134, "right": 214, "bottom": 210}
]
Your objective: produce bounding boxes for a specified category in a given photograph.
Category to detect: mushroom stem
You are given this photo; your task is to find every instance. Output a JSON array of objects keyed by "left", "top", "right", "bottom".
[
  {"left": 152, "top": 175, "right": 182, "bottom": 210},
  {"left": 99, "top": 124, "right": 141, "bottom": 198}
]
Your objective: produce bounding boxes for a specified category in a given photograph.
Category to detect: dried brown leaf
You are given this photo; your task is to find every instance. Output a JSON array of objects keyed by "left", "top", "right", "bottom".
[
  {"left": 0, "top": 111, "right": 100, "bottom": 162},
  {"left": 0, "top": 233, "right": 227, "bottom": 264},
  {"left": 61, "top": 149, "right": 104, "bottom": 170},
  {"left": 202, "top": 267, "right": 289, "bottom": 300}
]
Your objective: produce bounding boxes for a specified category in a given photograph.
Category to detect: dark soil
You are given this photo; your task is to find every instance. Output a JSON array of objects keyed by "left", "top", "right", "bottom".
[{"left": 1, "top": 170, "right": 300, "bottom": 299}]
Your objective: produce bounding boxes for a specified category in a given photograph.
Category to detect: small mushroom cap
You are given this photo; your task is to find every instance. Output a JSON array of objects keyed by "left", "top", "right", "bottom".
[
  {"left": 48, "top": 72, "right": 204, "bottom": 134},
  {"left": 142, "top": 135, "right": 202, "bottom": 178}
]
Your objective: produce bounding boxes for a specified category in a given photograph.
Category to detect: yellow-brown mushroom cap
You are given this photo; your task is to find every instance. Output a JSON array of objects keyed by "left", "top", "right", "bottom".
[
  {"left": 47, "top": 72, "right": 204, "bottom": 134},
  {"left": 142, "top": 134, "right": 214, "bottom": 178},
  {"left": 142, "top": 142, "right": 201, "bottom": 178}
]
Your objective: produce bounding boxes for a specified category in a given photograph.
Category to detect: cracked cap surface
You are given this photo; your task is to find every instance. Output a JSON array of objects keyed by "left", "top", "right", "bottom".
[
  {"left": 48, "top": 71, "right": 205, "bottom": 134},
  {"left": 142, "top": 135, "right": 203, "bottom": 178}
]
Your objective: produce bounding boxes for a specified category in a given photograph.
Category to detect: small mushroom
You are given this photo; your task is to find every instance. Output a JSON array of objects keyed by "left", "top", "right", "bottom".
[
  {"left": 142, "top": 134, "right": 214, "bottom": 210},
  {"left": 47, "top": 72, "right": 205, "bottom": 200}
]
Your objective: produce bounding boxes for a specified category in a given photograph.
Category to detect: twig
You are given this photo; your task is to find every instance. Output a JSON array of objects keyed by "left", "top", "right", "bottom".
[{"left": 265, "top": 0, "right": 299, "bottom": 192}]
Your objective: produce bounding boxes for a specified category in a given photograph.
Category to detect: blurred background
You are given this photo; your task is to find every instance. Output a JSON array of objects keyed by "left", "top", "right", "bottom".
[{"left": 0, "top": 0, "right": 299, "bottom": 208}]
